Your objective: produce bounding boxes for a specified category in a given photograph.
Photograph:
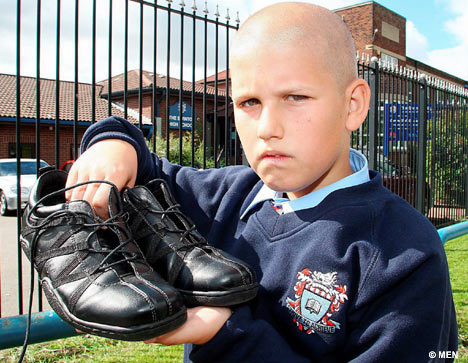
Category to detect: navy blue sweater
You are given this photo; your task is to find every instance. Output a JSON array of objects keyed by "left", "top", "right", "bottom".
[{"left": 82, "top": 117, "right": 458, "bottom": 362}]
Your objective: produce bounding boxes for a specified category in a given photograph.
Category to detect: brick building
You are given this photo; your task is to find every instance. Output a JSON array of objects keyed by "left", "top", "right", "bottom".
[
  {"left": 0, "top": 69, "right": 231, "bottom": 166},
  {"left": 98, "top": 69, "right": 231, "bottom": 153},
  {"left": 336, "top": 1, "right": 467, "bottom": 86},
  {"left": 0, "top": 74, "right": 135, "bottom": 166}
]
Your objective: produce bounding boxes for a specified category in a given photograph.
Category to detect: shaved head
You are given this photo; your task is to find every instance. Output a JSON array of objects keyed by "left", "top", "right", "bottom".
[{"left": 230, "top": 2, "right": 357, "bottom": 91}]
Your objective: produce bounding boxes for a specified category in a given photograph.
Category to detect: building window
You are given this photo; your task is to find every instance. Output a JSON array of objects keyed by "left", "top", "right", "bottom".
[
  {"left": 8, "top": 143, "right": 35, "bottom": 158},
  {"left": 381, "top": 53, "right": 398, "bottom": 68}
]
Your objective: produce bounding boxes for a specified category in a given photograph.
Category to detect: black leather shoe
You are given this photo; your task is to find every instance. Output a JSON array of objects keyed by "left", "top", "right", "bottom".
[
  {"left": 20, "top": 170, "right": 187, "bottom": 342},
  {"left": 122, "top": 179, "right": 259, "bottom": 307}
]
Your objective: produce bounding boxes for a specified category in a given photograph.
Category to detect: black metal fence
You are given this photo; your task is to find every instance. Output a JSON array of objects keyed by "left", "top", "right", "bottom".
[
  {"left": 5, "top": 0, "right": 239, "bottom": 318},
  {"left": 3, "top": 0, "right": 468, "bottom": 319},
  {"left": 356, "top": 56, "right": 468, "bottom": 227}
]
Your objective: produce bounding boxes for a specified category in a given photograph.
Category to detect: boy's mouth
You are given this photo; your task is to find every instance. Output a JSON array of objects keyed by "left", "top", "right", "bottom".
[{"left": 259, "top": 150, "right": 291, "bottom": 161}]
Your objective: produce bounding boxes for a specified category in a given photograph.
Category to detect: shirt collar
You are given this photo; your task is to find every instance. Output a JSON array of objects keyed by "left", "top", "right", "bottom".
[{"left": 240, "top": 148, "right": 370, "bottom": 219}]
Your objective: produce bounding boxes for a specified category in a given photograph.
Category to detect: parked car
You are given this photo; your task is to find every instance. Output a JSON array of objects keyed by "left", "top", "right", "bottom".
[{"left": 0, "top": 158, "right": 49, "bottom": 216}]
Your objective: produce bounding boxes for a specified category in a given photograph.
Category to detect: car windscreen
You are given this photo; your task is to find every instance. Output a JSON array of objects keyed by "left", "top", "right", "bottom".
[{"left": 0, "top": 161, "right": 47, "bottom": 176}]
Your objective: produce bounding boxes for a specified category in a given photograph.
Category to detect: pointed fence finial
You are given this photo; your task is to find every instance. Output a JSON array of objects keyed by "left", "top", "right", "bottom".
[
  {"left": 215, "top": 4, "right": 220, "bottom": 17},
  {"left": 236, "top": 11, "right": 240, "bottom": 24},
  {"left": 192, "top": 0, "right": 197, "bottom": 11},
  {"left": 226, "top": 8, "right": 230, "bottom": 21},
  {"left": 203, "top": 1, "right": 208, "bottom": 14},
  {"left": 180, "top": 0, "right": 185, "bottom": 7},
  {"left": 356, "top": 50, "right": 360, "bottom": 61}
]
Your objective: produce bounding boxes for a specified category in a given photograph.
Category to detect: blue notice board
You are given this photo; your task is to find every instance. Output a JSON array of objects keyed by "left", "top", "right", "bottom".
[
  {"left": 169, "top": 101, "right": 195, "bottom": 130},
  {"left": 384, "top": 103, "right": 434, "bottom": 155}
]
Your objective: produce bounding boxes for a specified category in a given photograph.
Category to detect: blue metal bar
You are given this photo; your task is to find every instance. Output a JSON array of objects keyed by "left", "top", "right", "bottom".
[
  {"left": 0, "top": 311, "right": 78, "bottom": 350},
  {"left": 1, "top": 218, "right": 467, "bottom": 351},
  {"left": 438, "top": 220, "right": 468, "bottom": 245}
]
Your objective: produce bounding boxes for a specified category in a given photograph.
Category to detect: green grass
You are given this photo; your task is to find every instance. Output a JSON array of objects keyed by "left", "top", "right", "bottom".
[
  {"left": 445, "top": 234, "right": 468, "bottom": 361},
  {"left": 0, "top": 336, "right": 184, "bottom": 362},
  {"left": 1, "top": 235, "right": 467, "bottom": 362}
]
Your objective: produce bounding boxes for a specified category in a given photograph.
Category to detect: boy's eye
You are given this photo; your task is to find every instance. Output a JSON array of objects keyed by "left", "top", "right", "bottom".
[
  {"left": 239, "top": 98, "right": 260, "bottom": 108},
  {"left": 286, "top": 95, "right": 308, "bottom": 102}
]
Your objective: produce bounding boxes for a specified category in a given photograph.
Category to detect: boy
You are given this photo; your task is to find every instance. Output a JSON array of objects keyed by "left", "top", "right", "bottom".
[{"left": 66, "top": 3, "right": 457, "bottom": 362}]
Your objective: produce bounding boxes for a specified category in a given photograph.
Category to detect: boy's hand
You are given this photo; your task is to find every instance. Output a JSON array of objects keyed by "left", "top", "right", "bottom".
[
  {"left": 144, "top": 306, "right": 232, "bottom": 346},
  {"left": 65, "top": 139, "right": 138, "bottom": 219}
]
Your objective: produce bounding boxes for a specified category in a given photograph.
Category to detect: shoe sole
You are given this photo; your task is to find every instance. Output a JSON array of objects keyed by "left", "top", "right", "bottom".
[
  {"left": 179, "top": 282, "right": 259, "bottom": 307},
  {"left": 41, "top": 277, "right": 187, "bottom": 341}
]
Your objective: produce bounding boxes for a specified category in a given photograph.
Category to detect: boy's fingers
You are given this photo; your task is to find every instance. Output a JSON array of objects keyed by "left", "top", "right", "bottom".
[
  {"left": 82, "top": 181, "right": 100, "bottom": 207},
  {"left": 69, "top": 176, "right": 89, "bottom": 202},
  {"left": 65, "top": 165, "right": 79, "bottom": 200},
  {"left": 91, "top": 183, "right": 113, "bottom": 220}
]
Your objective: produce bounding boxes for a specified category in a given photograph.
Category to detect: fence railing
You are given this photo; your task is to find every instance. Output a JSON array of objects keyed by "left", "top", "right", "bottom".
[
  {"left": 1, "top": 0, "right": 468, "bottom": 343},
  {"left": 354, "top": 56, "right": 468, "bottom": 226}
]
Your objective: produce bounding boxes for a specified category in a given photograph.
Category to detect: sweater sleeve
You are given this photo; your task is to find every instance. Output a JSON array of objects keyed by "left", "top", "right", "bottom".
[
  {"left": 80, "top": 116, "right": 259, "bottom": 235},
  {"left": 80, "top": 116, "right": 157, "bottom": 185},
  {"left": 189, "top": 239, "right": 457, "bottom": 363},
  {"left": 344, "top": 224, "right": 458, "bottom": 362}
]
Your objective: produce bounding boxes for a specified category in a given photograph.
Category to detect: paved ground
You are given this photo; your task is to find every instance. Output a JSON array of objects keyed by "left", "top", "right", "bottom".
[{"left": 0, "top": 215, "right": 50, "bottom": 318}]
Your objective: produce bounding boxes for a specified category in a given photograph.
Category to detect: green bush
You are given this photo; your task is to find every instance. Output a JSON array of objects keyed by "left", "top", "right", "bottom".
[{"left": 147, "top": 133, "right": 224, "bottom": 169}]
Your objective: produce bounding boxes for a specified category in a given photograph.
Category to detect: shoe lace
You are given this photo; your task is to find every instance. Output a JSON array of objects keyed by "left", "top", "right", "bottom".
[
  {"left": 18, "top": 180, "right": 139, "bottom": 363},
  {"left": 123, "top": 187, "right": 205, "bottom": 250}
]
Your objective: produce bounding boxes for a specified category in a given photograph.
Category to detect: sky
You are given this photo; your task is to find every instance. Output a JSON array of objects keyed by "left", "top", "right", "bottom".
[
  {"left": 235, "top": 0, "right": 468, "bottom": 81},
  {"left": 0, "top": 0, "right": 467, "bottom": 83}
]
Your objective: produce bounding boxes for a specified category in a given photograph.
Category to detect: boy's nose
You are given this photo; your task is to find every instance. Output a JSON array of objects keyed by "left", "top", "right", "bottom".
[{"left": 257, "top": 107, "right": 284, "bottom": 140}]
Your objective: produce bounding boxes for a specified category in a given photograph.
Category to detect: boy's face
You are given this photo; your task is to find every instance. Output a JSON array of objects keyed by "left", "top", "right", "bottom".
[{"left": 232, "top": 44, "right": 353, "bottom": 199}]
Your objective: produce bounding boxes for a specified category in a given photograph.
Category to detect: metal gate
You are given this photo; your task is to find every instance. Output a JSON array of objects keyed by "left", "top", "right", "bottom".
[{"left": 1, "top": 0, "right": 468, "bottom": 349}]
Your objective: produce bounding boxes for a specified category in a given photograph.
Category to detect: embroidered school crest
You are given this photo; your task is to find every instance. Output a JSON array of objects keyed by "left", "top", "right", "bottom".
[{"left": 285, "top": 269, "right": 348, "bottom": 334}]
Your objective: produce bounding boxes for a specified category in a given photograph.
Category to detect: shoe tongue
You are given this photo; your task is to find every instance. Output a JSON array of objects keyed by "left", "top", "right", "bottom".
[
  {"left": 136, "top": 185, "right": 164, "bottom": 209},
  {"left": 149, "top": 181, "right": 197, "bottom": 233},
  {"left": 157, "top": 180, "right": 176, "bottom": 206},
  {"left": 66, "top": 199, "right": 95, "bottom": 215},
  {"left": 107, "top": 185, "right": 122, "bottom": 218},
  {"left": 106, "top": 185, "right": 136, "bottom": 247}
]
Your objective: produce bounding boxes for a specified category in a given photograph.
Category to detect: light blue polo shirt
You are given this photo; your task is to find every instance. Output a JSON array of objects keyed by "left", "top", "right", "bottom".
[{"left": 240, "top": 148, "right": 370, "bottom": 218}]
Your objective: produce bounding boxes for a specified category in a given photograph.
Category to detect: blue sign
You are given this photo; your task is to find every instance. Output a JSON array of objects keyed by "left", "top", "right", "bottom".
[
  {"left": 169, "top": 101, "right": 195, "bottom": 130},
  {"left": 385, "top": 104, "right": 417, "bottom": 142},
  {"left": 384, "top": 103, "right": 435, "bottom": 155}
]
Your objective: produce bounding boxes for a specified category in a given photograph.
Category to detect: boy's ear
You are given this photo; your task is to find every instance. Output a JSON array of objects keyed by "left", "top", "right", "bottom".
[{"left": 345, "top": 79, "right": 371, "bottom": 132}]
